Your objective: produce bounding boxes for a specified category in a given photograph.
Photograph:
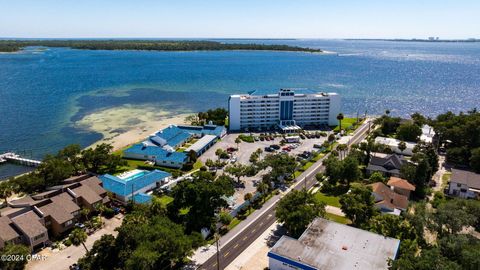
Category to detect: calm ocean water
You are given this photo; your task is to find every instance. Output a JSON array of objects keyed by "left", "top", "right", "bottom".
[{"left": 1, "top": 39, "right": 480, "bottom": 178}]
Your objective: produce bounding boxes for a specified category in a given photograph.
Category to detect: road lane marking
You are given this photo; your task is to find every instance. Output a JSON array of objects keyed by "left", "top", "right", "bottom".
[
  {"left": 224, "top": 251, "right": 230, "bottom": 257},
  {"left": 234, "top": 243, "right": 239, "bottom": 249},
  {"left": 243, "top": 236, "right": 248, "bottom": 241}
]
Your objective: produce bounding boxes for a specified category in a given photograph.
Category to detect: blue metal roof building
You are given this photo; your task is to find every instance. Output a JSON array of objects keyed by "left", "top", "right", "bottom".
[
  {"left": 123, "top": 124, "right": 226, "bottom": 168},
  {"left": 99, "top": 169, "right": 171, "bottom": 204},
  {"left": 154, "top": 125, "right": 192, "bottom": 148}
]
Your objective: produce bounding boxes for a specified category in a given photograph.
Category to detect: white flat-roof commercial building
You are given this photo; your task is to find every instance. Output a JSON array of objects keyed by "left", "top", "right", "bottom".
[
  {"left": 228, "top": 89, "right": 341, "bottom": 131},
  {"left": 268, "top": 218, "right": 400, "bottom": 270}
]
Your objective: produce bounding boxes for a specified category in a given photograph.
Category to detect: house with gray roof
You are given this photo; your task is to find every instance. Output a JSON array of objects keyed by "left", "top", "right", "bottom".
[
  {"left": 366, "top": 153, "right": 407, "bottom": 177},
  {"left": 448, "top": 169, "right": 480, "bottom": 199},
  {"left": 0, "top": 216, "right": 21, "bottom": 249},
  {"left": 11, "top": 211, "right": 48, "bottom": 250}
]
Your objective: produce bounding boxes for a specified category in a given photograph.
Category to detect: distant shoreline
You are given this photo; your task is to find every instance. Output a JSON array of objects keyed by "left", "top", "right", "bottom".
[
  {"left": 345, "top": 38, "right": 479, "bottom": 43},
  {"left": 0, "top": 39, "right": 322, "bottom": 53}
]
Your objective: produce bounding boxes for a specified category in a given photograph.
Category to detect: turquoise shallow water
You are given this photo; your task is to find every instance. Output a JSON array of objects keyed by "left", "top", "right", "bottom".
[{"left": 1, "top": 39, "right": 480, "bottom": 178}]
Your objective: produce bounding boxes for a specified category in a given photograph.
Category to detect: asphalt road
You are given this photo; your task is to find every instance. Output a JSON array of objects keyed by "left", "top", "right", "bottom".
[{"left": 198, "top": 120, "right": 371, "bottom": 270}]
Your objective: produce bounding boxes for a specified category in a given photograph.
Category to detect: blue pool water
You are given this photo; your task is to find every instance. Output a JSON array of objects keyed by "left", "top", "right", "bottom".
[{"left": 1, "top": 39, "right": 479, "bottom": 179}]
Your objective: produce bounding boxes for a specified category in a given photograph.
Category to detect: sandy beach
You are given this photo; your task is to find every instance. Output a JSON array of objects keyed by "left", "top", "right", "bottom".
[{"left": 74, "top": 104, "right": 191, "bottom": 151}]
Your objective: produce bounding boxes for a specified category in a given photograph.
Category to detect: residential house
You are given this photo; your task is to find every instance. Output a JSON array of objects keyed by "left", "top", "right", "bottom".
[
  {"left": 370, "top": 182, "right": 410, "bottom": 215},
  {"left": 0, "top": 175, "right": 110, "bottom": 250},
  {"left": 387, "top": 176, "right": 416, "bottom": 198},
  {"left": 37, "top": 193, "right": 80, "bottom": 237},
  {"left": 366, "top": 153, "right": 407, "bottom": 177},
  {"left": 0, "top": 216, "right": 22, "bottom": 249},
  {"left": 11, "top": 211, "right": 49, "bottom": 250},
  {"left": 448, "top": 169, "right": 480, "bottom": 199}
]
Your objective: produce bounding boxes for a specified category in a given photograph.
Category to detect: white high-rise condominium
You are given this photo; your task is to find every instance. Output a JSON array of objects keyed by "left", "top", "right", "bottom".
[{"left": 228, "top": 89, "right": 341, "bottom": 131}]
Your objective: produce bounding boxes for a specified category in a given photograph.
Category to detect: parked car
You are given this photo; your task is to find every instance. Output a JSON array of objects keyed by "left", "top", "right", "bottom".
[
  {"left": 313, "top": 144, "right": 322, "bottom": 149},
  {"left": 300, "top": 134, "right": 306, "bottom": 140},
  {"left": 271, "top": 144, "right": 281, "bottom": 150},
  {"left": 230, "top": 157, "right": 238, "bottom": 163},
  {"left": 265, "top": 146, "right": 274, "bottom": 152},
  {"left": 227, "top": 147, "right": 238, "bottom": 153}
]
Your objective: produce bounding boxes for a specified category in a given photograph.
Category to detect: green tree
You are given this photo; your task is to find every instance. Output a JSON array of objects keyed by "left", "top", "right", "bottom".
[
  {"left": 339, "top": 185, "right": 377, "bottom": 227},
  {"left": 430, "top": 199, "right": 476, "bottom": 237},
  {"left": 470, "top": 147, "right": 480, "bottom": 173},
  {"left": 397, "top": 122, "right": 422, "bottom": 142},
  {"left": 0, "top": 181, "right": 14, "bottom": 205},
  {"left": 57, "top": 144, "right": 85, "bottom": 173},
  {"left": 398, "top": 141, "right": 407, "bottom": 155},
  {"left": 81, "top": 143, "right": 125, "bottom": 174},
  {"left": 225, "top": 163, "right": 248, "bottom": 184},
  {"left": 218, "top": 211, "right": 233, "bottom": 226},
  {"left": 78, "top": 234, "right": 117, "bottom": 270},
  {"left": 368, "top": 214, "right": 417, "bottom": 241},
  {"left": 411, "top": 112, "right": 427, "bottom": 127},
  {"left": 168, "top": 173, "right": 234, "bottom": 232},
  {"left": 0, "top": 244, "right": 30, "bottom": 270},
  {"left": 37, "top": 154, "right": 74, "bottom": 187},
  {"left": 116, "top": 216, "right": 196, "bottom": 269},
  {"left": 276, "top": 189, "right": 326, "bottom": 238},
  {"left": 368, "top": 171, "right": 386, "bottom": 183},
  {"left": 244, "top": 192, "right": 253, "bottom": 212},
  {"left": 256, "top": 181, "right": 270, "bottom": 203},
  {"left": 69, "top": 228, "right": 89, "bottom": 252},
  {"left": 341, "top": 156, "right": 362, "bottom": 186}
]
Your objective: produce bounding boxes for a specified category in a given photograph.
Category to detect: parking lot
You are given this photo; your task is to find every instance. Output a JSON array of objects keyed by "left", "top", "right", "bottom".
[{"left": 199, "top": 132, "right": 330, "bottom": 206}]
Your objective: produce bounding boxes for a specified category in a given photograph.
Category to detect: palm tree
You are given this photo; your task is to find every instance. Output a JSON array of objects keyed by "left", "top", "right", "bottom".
[
  {"left": 256, "top": 181, "right": 269, "bottom": 203},
  {"left": 337, "top": 144, "right": 348, "bottom": 160},
  {"left": 336, "top": 113, "right": 344, "bottom": 132},
  {"left": 69, "top": 228, "right": 88, "bottom": 252},
  {"left": 244, "top": 193, "right": 253, "bottom": 213}
]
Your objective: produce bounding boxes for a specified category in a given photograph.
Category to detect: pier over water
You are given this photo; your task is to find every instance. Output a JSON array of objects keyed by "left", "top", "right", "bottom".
[{"left": 0, "top": 152, "right": 42, "bottom": 167}]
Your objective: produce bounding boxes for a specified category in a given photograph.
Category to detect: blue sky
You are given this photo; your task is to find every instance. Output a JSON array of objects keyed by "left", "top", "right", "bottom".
[{"left": 1, "top": 0, "right": 479, "bottom": 39}]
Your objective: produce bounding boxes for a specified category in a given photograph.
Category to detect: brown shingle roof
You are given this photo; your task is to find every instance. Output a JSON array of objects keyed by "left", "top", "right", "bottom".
[
  {"left": 11, "top": 211, "right": 47, "bottom": 238},
  {"left": 8, "top": 196, "right": 35, "bottom": 207},
  {"left": 387, "top": 177, "right": 416, "bottom": 191},
  {"left": 81, "top": 177, "right": 106, "bottom": 196},
  {"left": 370, "top": 182, "right": 409, "bottom": 210},
  {"left": 39, "top": 193, "right": 80, "bottom": 225},
  {"left": 39, "top": 203, "right": 73, "bottom": 225},
  {"left": 0, "top": 216, "right": 20, "bottom": 242},
  {"left": 451, "top": 169, "right": 480, "bottom": 189},
  {"left": 50, "top": 193, "right": 80, "bottom": 214},
  {"left": 71, "top": 185, "right": 102, "bottom": 205}
]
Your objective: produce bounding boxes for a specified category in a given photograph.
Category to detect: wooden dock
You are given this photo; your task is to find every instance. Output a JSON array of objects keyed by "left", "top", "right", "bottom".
[{"left": 0, "top": 152, "right": 42, "bottom": 167}]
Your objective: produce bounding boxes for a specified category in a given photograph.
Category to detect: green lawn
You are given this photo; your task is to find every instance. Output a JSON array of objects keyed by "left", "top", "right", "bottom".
[
  {"left": 325, "top": 213, "right": 351, "bottom": 225},
  {"left": 333, "top": 117, "right": 358, "bottom": 132},
  {"left": 157, "top": 195, "right": 174, "bottom": 206},
  {"left": 314, "top": 192, "right": 341, "bottom": 208},
  {"left": 442, "top": 172, "right": 451, "bottom": 189}
]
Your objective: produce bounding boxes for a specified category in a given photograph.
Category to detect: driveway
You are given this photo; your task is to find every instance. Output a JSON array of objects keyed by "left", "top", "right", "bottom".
[{"left": 26, "top": 214, "right": 124, "bottom": 270}]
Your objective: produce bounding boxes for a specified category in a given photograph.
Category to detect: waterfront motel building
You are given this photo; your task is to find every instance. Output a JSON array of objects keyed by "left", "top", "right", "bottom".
[{"left": 228, "top": 89, "right": 341, "bottom": 132}]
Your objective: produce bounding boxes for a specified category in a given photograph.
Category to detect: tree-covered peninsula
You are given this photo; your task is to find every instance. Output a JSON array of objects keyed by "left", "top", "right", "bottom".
[{"left": 0, "top": 40, "right": 321, "bottom": 53}]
